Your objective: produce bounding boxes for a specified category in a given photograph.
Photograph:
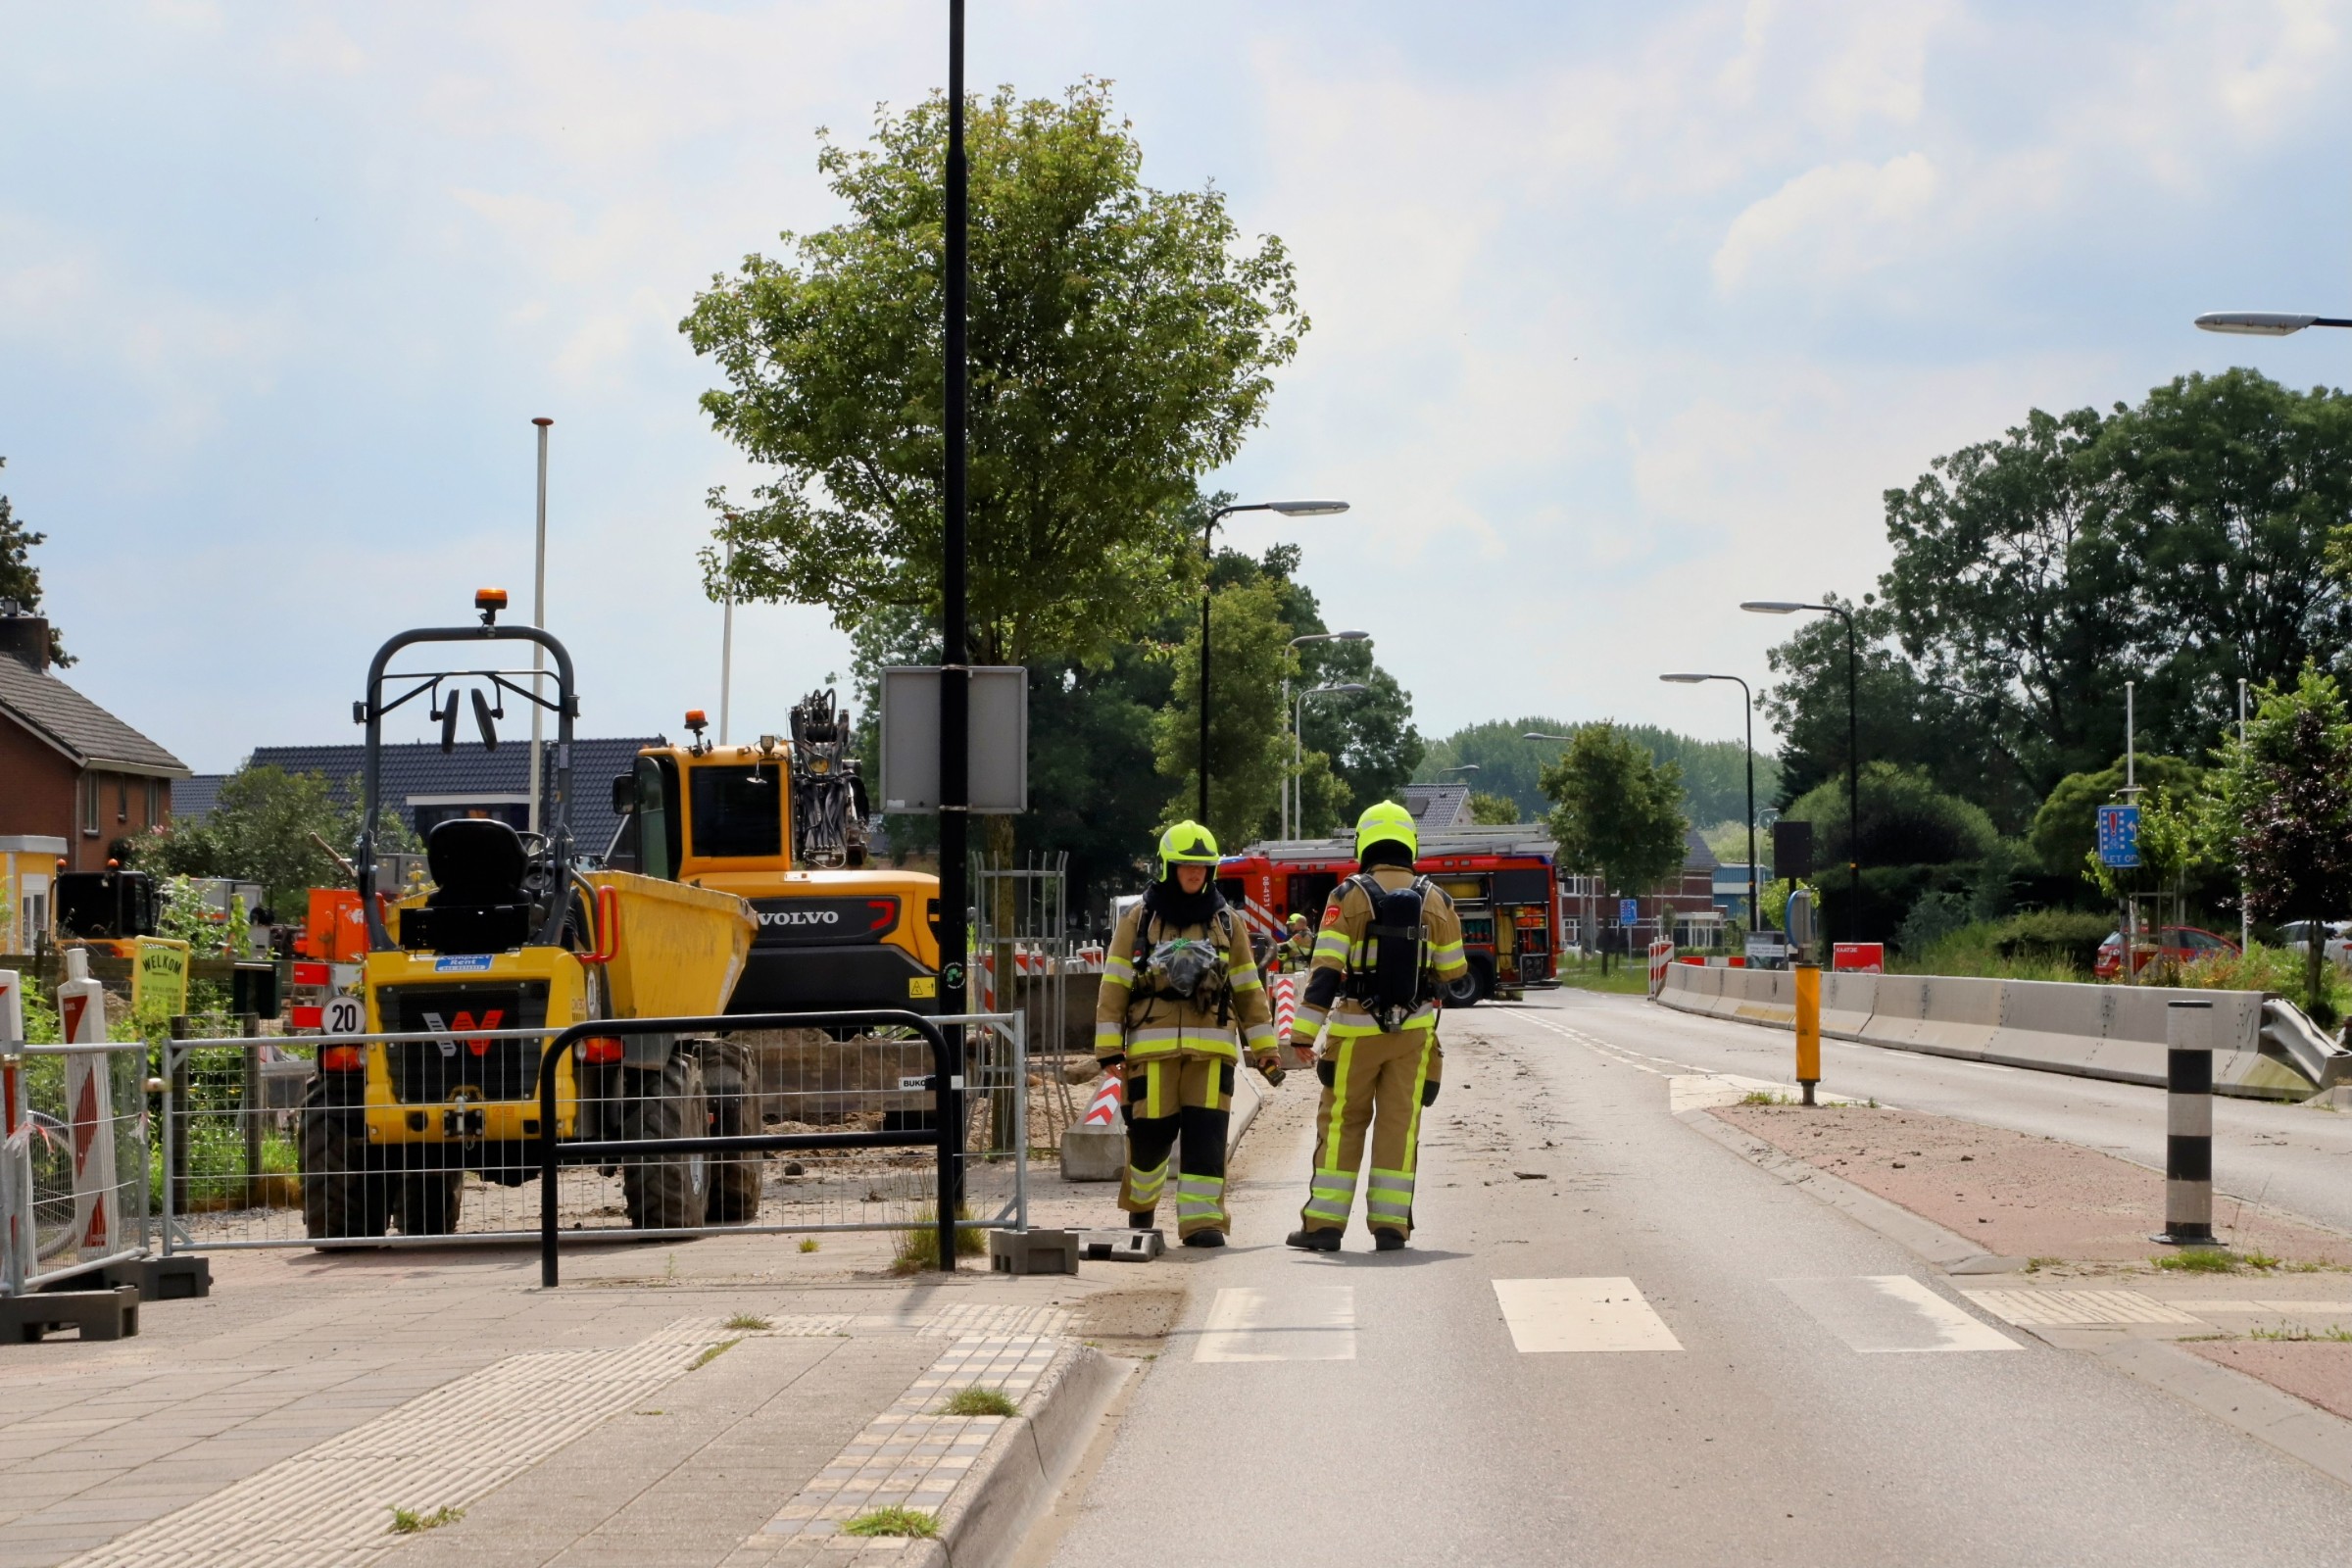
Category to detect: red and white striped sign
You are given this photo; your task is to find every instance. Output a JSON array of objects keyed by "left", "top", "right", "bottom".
[
  {"left": 1272, "top": 974, "right": 1298, "bottom": 1042},
  {"left": 1082, "top": 1074, "right": 1123, "bottom": 1128}
]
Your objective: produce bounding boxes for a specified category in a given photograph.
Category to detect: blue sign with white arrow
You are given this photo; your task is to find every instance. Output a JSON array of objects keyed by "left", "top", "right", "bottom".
[{"left": 2096, "top": 805, "right": 2141, "bottom": 868}]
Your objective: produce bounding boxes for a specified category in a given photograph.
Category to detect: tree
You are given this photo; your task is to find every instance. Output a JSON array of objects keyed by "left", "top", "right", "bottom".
[
  {"left": 1153, "top": 577, "right": 1303, "bottom": 847},
  {"left": 1467, "top": 791, "right": 1520, "bottom": 826},
  {"left": 146, "top": 765, "right": 416, "bottom": 914},
  {"left": 1783, "top": 761, "right": 1997, "bottom": 867},
  {"left": 2207, "top": 667, "right": 2352, "bottom": 1018},
  {"left": 0, "top": 458, "right": 70, "bottom": 665},
  {"left": 1772, "top": 372, "right": 2352, "bottom": 831},
  {"left": 682, "top": 80, "right": 1306, "bottom": 673},
  {"left": 1540, "top": 723, "right": 1688, "bottom": 898},
  {"left": 1423, "top": 718, "right": 1774, "bottom": 824},
  {"left": 2029, "top": 754, "right": 2203, "bottom": 875}
]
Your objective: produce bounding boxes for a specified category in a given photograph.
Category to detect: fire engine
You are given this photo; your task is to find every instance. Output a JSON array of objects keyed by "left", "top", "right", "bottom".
[{"left": 1216, "top": 827, "right": 1561, "bottom": 1005}]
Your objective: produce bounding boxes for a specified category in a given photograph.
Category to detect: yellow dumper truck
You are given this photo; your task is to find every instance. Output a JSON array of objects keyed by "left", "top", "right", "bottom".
[{"left": 300, "top": 592, "right": 759, "bottom": 1239}]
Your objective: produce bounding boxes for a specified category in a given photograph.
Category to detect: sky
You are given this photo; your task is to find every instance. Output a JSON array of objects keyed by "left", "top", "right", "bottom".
[{"left": 4, "top": 0, "right": 2349, "bottom": 774}]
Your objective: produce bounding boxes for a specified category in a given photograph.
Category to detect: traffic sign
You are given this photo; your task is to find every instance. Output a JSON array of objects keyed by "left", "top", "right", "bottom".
[
  {"left": 1618, "top": 898, "right": 1639, "bottom": 924},
  {"left": 320, "top": 995, "right": 365, "bottom": 1035},
  {"left": 2096, "top": 805, "right": 2141, "bottom": 868}
]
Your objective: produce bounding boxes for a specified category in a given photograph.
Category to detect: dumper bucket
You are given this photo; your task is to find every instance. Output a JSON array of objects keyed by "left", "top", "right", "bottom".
[{"left": 582, "top": 870, "right": 755, "bottom": 1018}]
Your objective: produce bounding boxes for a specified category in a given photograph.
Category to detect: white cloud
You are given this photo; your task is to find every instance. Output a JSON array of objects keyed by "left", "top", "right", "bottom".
[{"left": 1711, "top": 151, "right": 1940, "bottom": 293}]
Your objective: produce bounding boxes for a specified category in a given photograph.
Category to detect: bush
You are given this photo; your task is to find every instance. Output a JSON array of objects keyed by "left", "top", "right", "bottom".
[
  {"left": 1992, "top": 909, "right": 2113, "bottom": 969},
  {"left": 1785, "top": 761, "right": 1999, "bottom": 866}
]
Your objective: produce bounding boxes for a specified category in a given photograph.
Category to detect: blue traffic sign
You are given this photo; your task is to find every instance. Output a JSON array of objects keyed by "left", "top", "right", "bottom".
[
  {"left": 2096, "top": 805, "right": 2141, "bottom": 867},
  {"left": 1618, "top": 898, "right": 1640, "bottom": 924}
]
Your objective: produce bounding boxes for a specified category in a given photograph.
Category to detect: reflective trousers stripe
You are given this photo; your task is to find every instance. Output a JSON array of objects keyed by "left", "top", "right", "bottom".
[
  {"left": 1127, "top": 1160, "right": 1168, "bottom": 1206},
  {"left": 1174, "top": 1173, "right": 1228, "bottom": 1234}
]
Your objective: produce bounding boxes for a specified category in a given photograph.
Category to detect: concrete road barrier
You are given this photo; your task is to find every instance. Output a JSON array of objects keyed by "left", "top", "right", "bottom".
[{"left": 1657, "top": 961, "right": 2350, "bottom": 1101}]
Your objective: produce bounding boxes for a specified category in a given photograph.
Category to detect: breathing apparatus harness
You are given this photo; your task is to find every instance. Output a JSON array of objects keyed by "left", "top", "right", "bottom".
[
  {"left": 1339, "top": 870, "right": 1442, "bottom": 1031},
  {"left": 1125, "top": 893, "right": 1239, "bottom": 1028}
]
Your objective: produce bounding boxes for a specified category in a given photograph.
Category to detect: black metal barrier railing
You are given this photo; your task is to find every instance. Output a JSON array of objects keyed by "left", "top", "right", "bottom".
[{"left": 535, "top": 1010, "right": 960, "bottom": 1287}]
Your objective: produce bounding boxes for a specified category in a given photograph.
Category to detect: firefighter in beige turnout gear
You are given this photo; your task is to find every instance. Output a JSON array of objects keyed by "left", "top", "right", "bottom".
[
  {"left": 1095, "top": 821, "right": 1282, "bottom": 1247},
  {"left": 1286, "top": 800, "right": 1468, "bottom": 1252}
]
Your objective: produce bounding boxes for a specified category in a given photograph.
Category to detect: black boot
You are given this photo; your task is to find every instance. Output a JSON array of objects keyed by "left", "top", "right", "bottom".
[
  {"left": 1372, "top": 1228, "right": 1407, "bottom": 1252},
  {"left": 1286, "top": 1227, "right": 1342, "bottom": 1252},
  {"left": 1129, "top": 1209, "right": 1156, "bottom": 1230},
  {"left": 1183, "top": 1229, "right": 1226, "bottom": 1248}
]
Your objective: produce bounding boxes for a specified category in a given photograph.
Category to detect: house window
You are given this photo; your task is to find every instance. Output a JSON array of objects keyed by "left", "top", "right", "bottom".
[
  {"left": 117, "top": 779, "right": 129, "bottom": 824},
  {"left": 82, "top": 773, "right": 99, "bottom": 835},
  {"left": 146, "top": 779, "right": 161, "bottom": 825}
]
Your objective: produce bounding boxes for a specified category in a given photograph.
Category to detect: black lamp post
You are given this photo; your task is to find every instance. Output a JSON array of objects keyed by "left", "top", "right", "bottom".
[
  {"left": 1742, "top": 601, "right": 1858, "bottom": 942},
  {"left": 1198, "top": 500, "right": 1348, "bottom": 823}
]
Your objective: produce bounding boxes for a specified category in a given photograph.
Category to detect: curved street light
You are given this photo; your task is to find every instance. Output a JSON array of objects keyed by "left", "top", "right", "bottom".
[
  {"left": 2193, "top": 312, "right": 2352, "bottom": 336},
  {"left": 1740, "top": 601, "right": 1859, "bottom": 942},
  {"left": 1200, "top": 502, "right": 1351, "bottom": 822},
  {"left": 1661, "top": 672, "right": 1758, "bottom": 941}
]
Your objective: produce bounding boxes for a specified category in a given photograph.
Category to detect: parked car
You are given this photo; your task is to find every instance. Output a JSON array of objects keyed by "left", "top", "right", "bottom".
[
  {"left": 2093, "top": 924, "right": 2238, "bottom": 979},
  {"left": 2278, "top": 920, "right": 2352, "bottom": 972}
]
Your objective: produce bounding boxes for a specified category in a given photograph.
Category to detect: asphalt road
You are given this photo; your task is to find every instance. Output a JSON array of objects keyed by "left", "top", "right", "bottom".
[
  {"left": 1557, "top": 988, "right": 2352, "bottom": 1238},
  {"left": 1040, "top": 993, "right": 2352, "bottom": 1567}
]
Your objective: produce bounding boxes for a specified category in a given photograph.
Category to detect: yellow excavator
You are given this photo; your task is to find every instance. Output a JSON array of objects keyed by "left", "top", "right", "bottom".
[
  {"left": 602, "top": 689, "right": 942, "bottom": 1019},
  {"left": 300, "top": 591, "right": 758, "bottom": 1240}
]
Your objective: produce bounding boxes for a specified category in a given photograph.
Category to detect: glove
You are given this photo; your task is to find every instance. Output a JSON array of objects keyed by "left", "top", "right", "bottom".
[
  {"left": 1096, "top": 1053, "right": 1125, "bottom": 1070},
  {"left": 1421, "top": 1080, "right": 1440, "bottom": 1107},
  {"left": 1316, "top": 1058, "right": 1336, "bottom": 1088}
]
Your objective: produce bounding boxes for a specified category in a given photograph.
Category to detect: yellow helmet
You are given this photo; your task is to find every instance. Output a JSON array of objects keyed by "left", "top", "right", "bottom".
[
  {"left": 1353, "top": 800, "right": 1418, "bottom": 862},
  {"left": 1156, "top": 819, "right": 1222, "bottom": 880}
]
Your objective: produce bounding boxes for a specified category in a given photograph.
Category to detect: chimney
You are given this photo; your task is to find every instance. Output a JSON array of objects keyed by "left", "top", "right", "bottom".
[{"left": 0, "top": 602, "right": 49, "bottom": 674}]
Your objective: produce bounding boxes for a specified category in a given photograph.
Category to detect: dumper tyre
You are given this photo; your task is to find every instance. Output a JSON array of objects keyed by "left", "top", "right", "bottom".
[
  {"left": 395, "top": 1169, "right": 464, "bottom": 1235},
  {"left": 701, "top": 1044, "right": 761, "bottom": 1226},
  {"left": 621, "top": 1054, "right": 709, "bottom": 1230},
  {"left": 300, "top": 1086, "right": 389, "bottom": 1241}
]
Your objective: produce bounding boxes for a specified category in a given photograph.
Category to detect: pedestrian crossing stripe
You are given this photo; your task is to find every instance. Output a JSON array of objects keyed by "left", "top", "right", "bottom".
[
  {"left": 1776, "top": 1276, "right": 2019, "bottom": 1352},
  {"left": 1196, "top": 1286, "right": 1357, "bottom": 1362},
  {"left": 1492, "top": 1278, "right": 1683, "bottom": 1352}
]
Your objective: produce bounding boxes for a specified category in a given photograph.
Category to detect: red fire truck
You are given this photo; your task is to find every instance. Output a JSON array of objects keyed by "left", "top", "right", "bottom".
[{"left": 1217, "top": 828, "right": 1561, "bottom": 1005}]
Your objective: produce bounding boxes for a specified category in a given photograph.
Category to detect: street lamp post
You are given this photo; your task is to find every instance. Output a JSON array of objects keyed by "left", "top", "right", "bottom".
[
  {"left": 1662, "top": 673, "right": 1757, "bottom": 943},
  {"left": 1199, "top": 500, "right": 1348, "bottom": 824},
  {"left": 1742, "top": 601, "right": 1860, "bottom": 944},
  {"left": 1292, "top": 682, "right": 1367, "bottom": 838},
  {"left": 1283, "top": 631, "right": 1368, "bottom": 838},
  {"left": 527, "top": 417, "right": 552, "bottom": 835}
]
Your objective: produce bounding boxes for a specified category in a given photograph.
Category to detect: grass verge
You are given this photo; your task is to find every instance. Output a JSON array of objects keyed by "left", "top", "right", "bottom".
[
  {"left": 891, "top": 1217, "right": 988, "bottom": 1274},
  {"left": 940, "top": 1386, "right": 1018, "bottom": 1417},
  {"left": 842, "top": 1506, "right": 939, "bottom": 1539}
]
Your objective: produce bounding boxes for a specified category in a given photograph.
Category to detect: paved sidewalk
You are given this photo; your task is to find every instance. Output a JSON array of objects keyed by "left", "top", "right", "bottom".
[{"left": 0, "top": 1129, "right": 1252, "bottom": 1568}]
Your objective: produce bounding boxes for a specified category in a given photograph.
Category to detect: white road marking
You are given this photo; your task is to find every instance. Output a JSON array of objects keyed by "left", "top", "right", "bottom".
[
  {"left": 1777, "top": 1276, "right": 2020, "bottom": 1353},
  {"left": 1961, "top": 1289, "right": 2202, "bottom": 1327},
  {"left": 1492, "top": 1277, "right": 1684, "bottom": 1352},
  {"left": 1195, "top": 1286, "right": 1356, "bottom": 1363}
]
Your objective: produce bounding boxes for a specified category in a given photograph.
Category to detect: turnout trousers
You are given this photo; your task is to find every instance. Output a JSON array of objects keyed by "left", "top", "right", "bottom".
[
  {"left": 1119, "top": 1053, "right": 1235, "bottom": 1238},
  {"left": 1298, "top": 1029, "right": 1436, "bottom": 1240}
]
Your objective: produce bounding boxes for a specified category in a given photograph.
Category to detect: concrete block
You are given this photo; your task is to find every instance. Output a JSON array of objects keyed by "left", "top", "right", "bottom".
[
  {"left": 1059, "top": 1127, "right": 1126, "bottom": 1183},
  {"left": 988, "top": 1228, "right": 1078, "bottom": 1276},
  {"left": 3, "top": 1286, "right": 139, "bottom": 1343},
  {"left": 97, "top": 1256, "right": 211, "bottom": 1302},
  {"left": 1077, "top": 1229, "right": 1163, "bottom": 1263}
]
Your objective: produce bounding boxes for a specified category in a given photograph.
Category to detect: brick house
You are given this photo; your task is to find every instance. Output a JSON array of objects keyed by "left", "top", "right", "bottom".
[{"left": 0, "top": 608, "right": 189, "bottom": 879}]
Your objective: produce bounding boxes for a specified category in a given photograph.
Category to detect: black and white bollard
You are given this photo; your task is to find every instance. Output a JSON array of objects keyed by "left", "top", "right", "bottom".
[{"left": 2153, "top": 1000, "right": 2217, "bottom": 1248}]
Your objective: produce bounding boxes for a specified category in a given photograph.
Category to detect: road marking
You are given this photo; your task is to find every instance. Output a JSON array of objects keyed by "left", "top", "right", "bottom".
[
  {"left": 1776, "top": 1276, "right": 2020, "bottom": 1353},
  {"left": 1492, "top": 1277, "right": 1683, "bottom": 1352},
  {"left": 1961, "top": 1289, "right": 2202, "bottom": 1327},
  {"left": 1194, "top": 1286, "right": 1356, "bottom": 1363}
]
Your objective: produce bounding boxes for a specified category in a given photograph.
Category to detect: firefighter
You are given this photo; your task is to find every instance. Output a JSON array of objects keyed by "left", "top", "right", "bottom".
[
  {"left": 1096, "top": 821, "right": 1282, "bottom": 1247},
  {"left": 1280, "top": 911, "right": 1315, "bottom": 972},
  {"left": 1286, "top": 800, "right": 1468, "bottom": 1252}
]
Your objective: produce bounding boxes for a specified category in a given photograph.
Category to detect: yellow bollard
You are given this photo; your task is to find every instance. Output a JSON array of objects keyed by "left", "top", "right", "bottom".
[{"left": 1794, "top": 962, "right": 1821, "bottom": 1106}]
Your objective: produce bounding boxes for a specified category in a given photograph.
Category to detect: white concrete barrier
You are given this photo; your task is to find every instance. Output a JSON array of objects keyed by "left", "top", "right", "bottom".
[{"left": 1656, "top": 961, "right": 2335, "bottom": 1101}]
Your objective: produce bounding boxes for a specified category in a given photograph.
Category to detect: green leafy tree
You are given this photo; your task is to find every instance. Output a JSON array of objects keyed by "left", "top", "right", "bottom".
[
  {"left": 0, "top": 458, "right": 70, "bottom": 665},
  {"left": 1770, "top": 372, "right": 2352, "bottom": 831},
  {"left": 147, "top": 765, "right": 416, "bottom": 914},
  {"left": 682, "top": 80, "right": 1305, "bottom": 673},
  {"left": 2029, "top": 754, "right": 2203, "bottom": 875},
  {"left": 2206, "top": 667, "right": 2352, "bottom": 1017},
  {"left": 2081, "top": 783, "right": 2213, "bottom": 907},
  {"left": 1783, "top": 761, "right": 1998, "bottom": 867},
  {"left": 1423, "top": 718, "right": 1773, "bottom": 826},
  {"left": 1540, "top": 723, "right": 1689, "bottom": 898},
  {"left": 1154, "top": 577, "right": 1327, "bottom": 847},
  {"left": 1467, "top": 791, "right": 1520, "bottom": 825}
]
